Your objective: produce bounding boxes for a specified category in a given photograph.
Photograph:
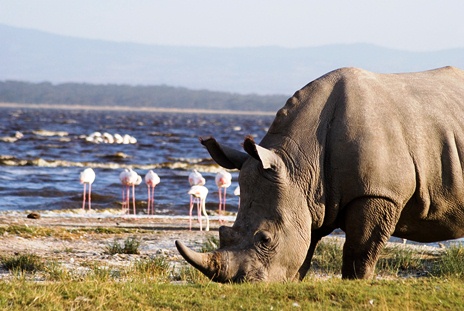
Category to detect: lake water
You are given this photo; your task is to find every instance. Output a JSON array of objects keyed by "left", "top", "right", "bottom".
[{"left": 0, "top": 106, "right": 273, "bottom": 217}]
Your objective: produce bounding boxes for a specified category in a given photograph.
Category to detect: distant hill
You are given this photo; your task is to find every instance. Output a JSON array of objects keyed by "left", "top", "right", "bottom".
[
  {"left": 0, "top": 80, "right": 287, "bottom": 112},
  {"left": 1, "top": 24, "right": 463, "bottom": 96}
]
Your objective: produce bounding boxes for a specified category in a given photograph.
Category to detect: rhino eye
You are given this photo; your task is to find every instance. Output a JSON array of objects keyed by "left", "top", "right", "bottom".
[{"left": 254, "top": 230, "right": 272, "bottom": 246}]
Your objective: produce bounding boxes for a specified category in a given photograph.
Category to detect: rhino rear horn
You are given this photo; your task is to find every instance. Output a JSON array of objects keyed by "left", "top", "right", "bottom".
[{"left": 200, "top": 137, "right": 248, "bottom": 169}]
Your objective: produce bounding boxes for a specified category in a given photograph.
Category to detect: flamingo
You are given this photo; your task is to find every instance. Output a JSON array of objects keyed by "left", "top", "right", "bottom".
[
  {"left": 130, "top": 170, "right": 142, "bottom": 214},
  {"left": 234, "top": 185, "right": 240, "bottom": 210},
  {"left": 188, "top": 170, "right": 205, "bottom": 213},
  {"left": 215, "top": 170, "right": 232, "bottom": 223},
  {"left": 188, "top": 185, "right": 209, "bottom": 231},
  {"left": 145, "top": 170, "right": 160, "bottom": 215},
  {"left": 119, "top": 169, "right": 131, "bottom": 212},
  {"left": 119, "top": 168, "right": 141, "bottom": 214},
  {"left": 189, "top": 169, "right": 206, "bottom": 186},
  {"left": 79, "top": 168, "right": 96, "bottom": 210}
]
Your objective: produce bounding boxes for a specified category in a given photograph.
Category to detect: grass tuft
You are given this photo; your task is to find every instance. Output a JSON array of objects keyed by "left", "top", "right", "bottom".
[
  {"left": 311, "top": 239, "right": 343, "bottom": 274},
  {"left": 1, "top": 253, "right": 45, "bottom": 273},
  {"left": 105, "top": 237, "right": 141, "bottom": 255},
  {"left": 175, "top": 265, "right": 210, "bottom": 284},
  {"left": 432, "top": 243, "right": 464, "bottom": 277},
  {"left": 376, "top": 246, "right": 432, "bottom": 276},
  {"left": 132, "top": 256, "right": 172, "bottom": 282},
  {"left": 200, "top": 236, "right": 219, "bottom": 253}
]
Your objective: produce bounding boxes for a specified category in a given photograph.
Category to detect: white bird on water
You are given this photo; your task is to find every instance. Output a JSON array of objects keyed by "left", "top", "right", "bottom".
[
  {"left": 215, "top": 170, "right": 232, "bottom": 223},
  {"left": 188, "top": 185, "right": 209, "bottom": 231},
  {"left": 145, "top": 170, "right": 160, "bottom": 215},
  {"left": 79, "top": 168, "right": 96, "bottom": 210}
]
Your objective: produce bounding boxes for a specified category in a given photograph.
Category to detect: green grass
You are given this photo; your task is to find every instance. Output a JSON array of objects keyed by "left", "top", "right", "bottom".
[
  {"left": 1, "top": 253, "right": 45, "bottom": 273},
  {"left": 1, "top": 227, "right": 464, "bottom": 310},
  {"left": 105, "top": 237, "right": 141, "bottom": 255},
  {"left": 0, "top": 224, "right": 149, "bottom": 239},
  {"left": 0, "top": 277, "right": 463, "bottom": 310},
  {"left": 432, "top": 243, "right": 464, "bottom": 277},
  {"left": 200, "top": 236, "right": 219, "bottom": 253}
]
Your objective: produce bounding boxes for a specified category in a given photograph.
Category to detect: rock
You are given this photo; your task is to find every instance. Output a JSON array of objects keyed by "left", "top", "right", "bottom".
[{"left": 27, "top": 212, "right": 41, "bottom": 219}]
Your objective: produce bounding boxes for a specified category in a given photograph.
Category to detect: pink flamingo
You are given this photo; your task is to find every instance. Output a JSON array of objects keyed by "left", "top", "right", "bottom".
[
  {"left": 188, "top": 170, "right": 205, "bottom": 213},
  {"left": 119, "top": 168, "right": 141, "bottom": 214},
  {"left": 80, "top": 168, "right": 96, "bottom": 210},
  {"left": 119, "top": 169, "right": 131, "bottom": 212},
  {"left": 215, "top": 170, "right": 232, "bottom": 223},
  {"left": 145, "top": 170, "right": 160, "bottom": 215},
  {"left": 188, "top": 185, "right": 209, "bottom": 231},
  {"left": 130, "top": 170, "right": 142, "bottom": 214}
]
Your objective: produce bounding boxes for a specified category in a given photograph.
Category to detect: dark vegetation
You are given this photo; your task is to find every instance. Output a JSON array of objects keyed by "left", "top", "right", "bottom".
[{"left": 0, "top": 80, "right": 287, "bottom": 112}]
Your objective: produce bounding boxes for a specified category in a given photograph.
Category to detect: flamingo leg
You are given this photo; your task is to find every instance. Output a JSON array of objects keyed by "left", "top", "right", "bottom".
[
  {"left": 132, "top": 185, "right": 136, "bottom": 215},
  {"left": 218, "top": 188, "right": 225, "bottom": 224},
  {"left": 82, "top": 184, "right": 87, "bottom": 209},
  {"left": 126, "top": 186, "right": 130, "bottom": 214},
  {"left": 88, "top": 183, "right": 92, "bottom": 210},
  {"left": 121, "top": 186, "right": 125, "bottom": 211},
  {"left": 147, "top": 186, "right": 151, "bottom": 214},
  {"left": 151, "top": 186, "right": 156, "bottom": 215},
  {"left": 189, "top": 195, "right": 194, "bottom": 231},
  {"left": 197, "top": 199, "right": 202, "bottom": 231},
  {"left": 201, "top": 197, "right": 210, "bottom": 231},
  {"left": 223, "top": 187, "right": 227, "bottom": 214},
  {"left": 151, "top": 186, "right": 156, "bottom": 214}
]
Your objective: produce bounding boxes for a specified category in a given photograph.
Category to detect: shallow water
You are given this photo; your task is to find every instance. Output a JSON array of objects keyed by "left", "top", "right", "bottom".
[{"left": 0, "top": 107, "right": 273, "bottom": 215}]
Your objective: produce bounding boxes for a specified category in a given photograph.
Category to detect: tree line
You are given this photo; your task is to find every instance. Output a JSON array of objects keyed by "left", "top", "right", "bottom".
[{"left": 0, "top": 81, "right": 288, "bottom": 112}]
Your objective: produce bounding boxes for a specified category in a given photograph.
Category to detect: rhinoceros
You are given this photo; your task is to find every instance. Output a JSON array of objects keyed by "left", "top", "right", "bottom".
[{"left": 176, "top": 66, "right": 464, "bottom": 282}]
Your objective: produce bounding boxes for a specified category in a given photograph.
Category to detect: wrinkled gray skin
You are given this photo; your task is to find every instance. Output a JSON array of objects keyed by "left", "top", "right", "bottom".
[{"left": 176, "top": 66, "right": 464, "bottom": 282}]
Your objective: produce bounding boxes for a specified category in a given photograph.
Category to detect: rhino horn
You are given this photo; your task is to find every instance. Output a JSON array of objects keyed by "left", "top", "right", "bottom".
[
  {"left": 175, "top": 240, "right": 224, "bottom": 281},
  {"left": 200, "top": 137, "right": 248, "bottom": 170},
  {"left": 243, "top": 136, "right": 280, "bottom": 170}
]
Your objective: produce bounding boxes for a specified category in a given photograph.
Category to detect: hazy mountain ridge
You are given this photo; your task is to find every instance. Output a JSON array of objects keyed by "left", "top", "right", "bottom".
[
  {"left": 1, "top": 24, "right": 463, "bottom": 96},
  {"left": 0, "top": 80, "right": 288, "bottom": 112}
]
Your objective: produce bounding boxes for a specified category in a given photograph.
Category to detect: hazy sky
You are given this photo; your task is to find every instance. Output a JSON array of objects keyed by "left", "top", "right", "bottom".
[{"left": 1, "top": 0, "right": 463, "bottom": 51}]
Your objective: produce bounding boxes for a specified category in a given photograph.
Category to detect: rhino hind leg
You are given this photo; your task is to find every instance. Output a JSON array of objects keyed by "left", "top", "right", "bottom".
[{"left": 341, "top": 197, "right": 400, "bottom": 279}]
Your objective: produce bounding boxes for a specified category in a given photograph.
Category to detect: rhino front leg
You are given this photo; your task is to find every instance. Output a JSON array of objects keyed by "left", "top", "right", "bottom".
[
  {"left": 297, "top": 227, "right": 335, "bottom": 280},
  {"left": 341, "top": 197, "right": 400, "bottom": 279},
  {"left": 297, "top": 235, "right": 321, "bottom": 280}
]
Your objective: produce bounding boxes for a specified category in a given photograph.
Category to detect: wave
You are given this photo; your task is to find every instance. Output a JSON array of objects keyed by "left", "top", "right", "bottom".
[
  {"left": 32, "top": 129, "right": 69, "bottom": 137},
  {"left": 0, "top": 154, "right": 225, "bottom": 172}
]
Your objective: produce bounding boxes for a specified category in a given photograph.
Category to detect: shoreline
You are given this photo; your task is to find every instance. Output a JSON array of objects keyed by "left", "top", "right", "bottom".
[{"left": 0, "top": 102, "right": 276, "bottom": 116}]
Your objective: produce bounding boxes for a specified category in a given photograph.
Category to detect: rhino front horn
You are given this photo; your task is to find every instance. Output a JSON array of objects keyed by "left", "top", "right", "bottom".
[{"left": 175, "top": 240, "right": 222, "bottom": 280}]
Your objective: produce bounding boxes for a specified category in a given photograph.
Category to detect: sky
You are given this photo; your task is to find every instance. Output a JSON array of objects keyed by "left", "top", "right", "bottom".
[{"left": 0, "top": 0, "right": 463, "bottom": 51}]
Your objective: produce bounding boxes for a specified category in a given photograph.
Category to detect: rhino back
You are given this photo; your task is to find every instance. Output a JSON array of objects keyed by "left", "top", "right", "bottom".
[{"left": 263, "top": 67, "right": 464, "bottom": 229}]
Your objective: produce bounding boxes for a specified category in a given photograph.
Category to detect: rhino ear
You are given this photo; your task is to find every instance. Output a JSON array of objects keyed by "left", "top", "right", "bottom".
[
  {"left": 243, "top": 136, "right": 280, "bottom": 170},
  {"left": 200, "top": 137, "right": 249, "bottom": 170}
]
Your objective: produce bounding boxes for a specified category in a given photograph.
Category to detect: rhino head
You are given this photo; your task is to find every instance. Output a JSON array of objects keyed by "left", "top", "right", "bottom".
[{"left": 176, "top": 136, "right": 313, "bottom": 282}]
